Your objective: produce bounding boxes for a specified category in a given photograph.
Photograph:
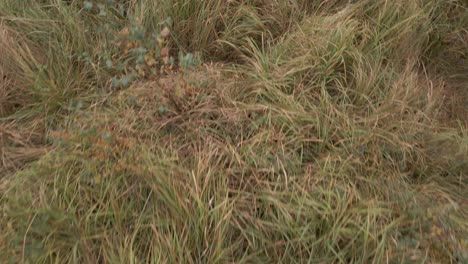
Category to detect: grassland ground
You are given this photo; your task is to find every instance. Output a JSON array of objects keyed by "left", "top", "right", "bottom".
[{"left": 0, "top": 0, "right": 467, "bottom": 263}]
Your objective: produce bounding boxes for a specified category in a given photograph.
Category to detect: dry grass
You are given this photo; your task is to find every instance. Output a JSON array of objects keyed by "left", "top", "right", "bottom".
[
  {"left": 0, "top": 0, "right": 467, "bottom": 263},
  {"left": 0, "top": 24, "right": 48, "bottom": 178},
  {"left": 0, "top": 23, "right": 18, "bottom": 116}
]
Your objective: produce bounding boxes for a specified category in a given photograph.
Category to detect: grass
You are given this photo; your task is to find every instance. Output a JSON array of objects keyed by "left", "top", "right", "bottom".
[{"left": 0, "top": 0, "right": 467, "bottom": 263}]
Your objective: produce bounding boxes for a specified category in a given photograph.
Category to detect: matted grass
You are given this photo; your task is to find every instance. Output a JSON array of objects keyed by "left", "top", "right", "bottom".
[{"left": 1, "top": 0, "right": 467, "bottom": 263}]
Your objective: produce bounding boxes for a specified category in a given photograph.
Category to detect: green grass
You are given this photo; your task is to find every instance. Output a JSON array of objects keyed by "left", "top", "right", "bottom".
[{"left": 1, "top": 0, "right": 467, "bottom": 263}]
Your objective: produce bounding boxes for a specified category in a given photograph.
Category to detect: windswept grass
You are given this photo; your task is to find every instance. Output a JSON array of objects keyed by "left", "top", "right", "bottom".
[{"left": 1, "top": 0, "right": 467, "bottom": 263}]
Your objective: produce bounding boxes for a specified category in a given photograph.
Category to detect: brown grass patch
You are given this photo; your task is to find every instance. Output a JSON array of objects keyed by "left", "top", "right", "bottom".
[
  {"left": 0, "top": 23, "right": 17, "bottom": 116},
  {"left": 0, "top": 121, "right": 48, "bottom": 178}
]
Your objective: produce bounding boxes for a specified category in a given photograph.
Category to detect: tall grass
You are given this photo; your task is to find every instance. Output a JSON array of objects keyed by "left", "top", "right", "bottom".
[{"left": 1, "top": 0, "right": 467, "bottom": 263}]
